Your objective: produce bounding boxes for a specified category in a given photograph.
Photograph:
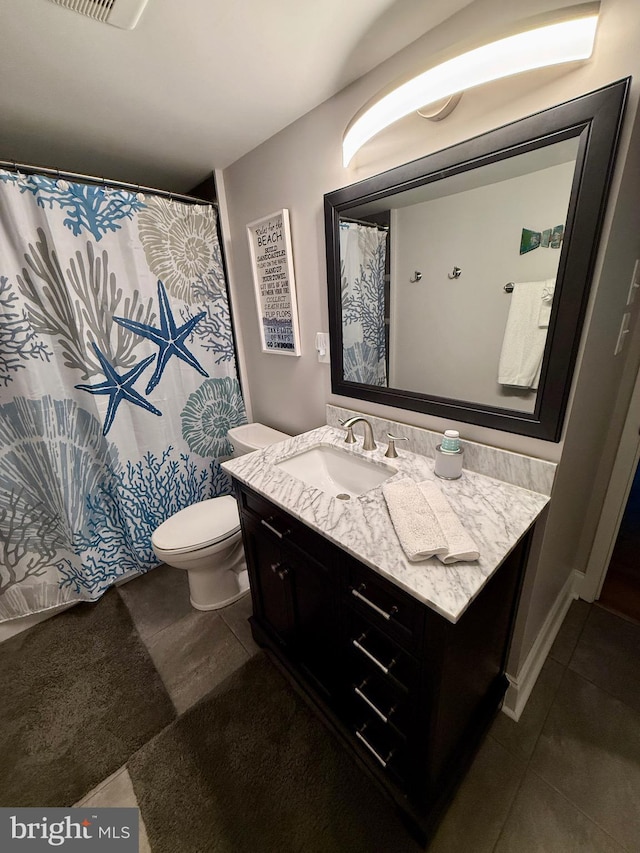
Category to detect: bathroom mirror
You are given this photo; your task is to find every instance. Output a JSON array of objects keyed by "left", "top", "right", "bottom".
[{"left": 325, "top": 80, "right": 628, "bottom": 441}]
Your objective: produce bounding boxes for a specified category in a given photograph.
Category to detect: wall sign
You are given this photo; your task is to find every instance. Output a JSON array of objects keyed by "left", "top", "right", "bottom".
[{"left": 246, "top": 209, "right": 301, "bottom": 356}]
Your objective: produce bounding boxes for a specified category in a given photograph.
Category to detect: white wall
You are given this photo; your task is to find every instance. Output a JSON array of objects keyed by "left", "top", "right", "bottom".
[
  {"left": 390, "top": 161, "right": 575, "bottom": 409},
  {"left": 222, "top": 0, "right": 640, "bottom": 675}
]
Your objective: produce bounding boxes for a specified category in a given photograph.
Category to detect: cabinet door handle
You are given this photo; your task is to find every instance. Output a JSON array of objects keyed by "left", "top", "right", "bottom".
[
  {"left": 261, "top": 517, "right": 290, "bottom": 539},
  {"left": 354, "top": 683, "right": 389, "bottom": 724},
  {"left": 269, "top": 562, "right": 289, "bottom": 580},
  {"left": 352, "top": 635, "right": 396, "bottom": 675},
  {"left": 355, "top": 728, "right": 395, "bottom": 768},
  {"left": 352, "top": 585, "right": 398, "bottom": 621}
]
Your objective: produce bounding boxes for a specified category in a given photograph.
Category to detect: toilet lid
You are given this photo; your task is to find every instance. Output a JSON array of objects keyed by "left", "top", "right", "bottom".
[{"left": 152, "top": 496, "right": 240, "bottom": 552}]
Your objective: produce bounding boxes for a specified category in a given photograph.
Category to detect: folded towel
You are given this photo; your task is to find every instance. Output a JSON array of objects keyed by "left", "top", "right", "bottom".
[
  {"left": 418, "top": 481, "right": 480, "bottom": 564},
  {"left": 382, "top": 478, "right": 448, "bottom": 561}
]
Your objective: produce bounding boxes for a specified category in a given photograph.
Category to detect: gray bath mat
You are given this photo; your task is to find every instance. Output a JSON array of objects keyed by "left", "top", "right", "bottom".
[
  {"left": 0, "top": 589, "right": 176, "bottom": 807},
  {"left": 128, "top": 653, "right": 421, "bottom": 853}
]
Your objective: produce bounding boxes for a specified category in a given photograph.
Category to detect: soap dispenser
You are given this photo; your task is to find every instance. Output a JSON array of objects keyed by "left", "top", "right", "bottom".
[{"left": 434, "top": 429, "right": 464, "bottom": 479}]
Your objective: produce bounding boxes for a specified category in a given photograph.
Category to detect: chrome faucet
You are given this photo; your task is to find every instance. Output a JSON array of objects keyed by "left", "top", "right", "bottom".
[{"left": 340, "top": 416, "right": 376, "bottom": 451}]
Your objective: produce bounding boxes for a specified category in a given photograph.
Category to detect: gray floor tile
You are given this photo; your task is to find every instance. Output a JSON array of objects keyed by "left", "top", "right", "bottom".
[
  {"left": 491, "top": 657, "right": 564, "bottom": 759},
  {"left": 428, "top": 736, "right": 527, "bottom": 853},
  {"left": 569, "top": 605, "right": 640, "bottom": 713},
  {"left": 117, "top": 564, "right": 192, "bottom": 642},
  {"left": 530, "top": 668, "right": 640, "bottom": 850},
  {"left": 495, "top": 770, "right": 624, "bottom": 852},
  {"left": 74, "top": 767, "right": 152, "bottom": 853},
  {"left": 219, "top": 592, "right": 261, "bottom": 656},
  {"left": 146, "top": 608, "right": 250, "bottom": 714},
  {"left": 549, "top": 599, "right": 591, "bottom": 665}
]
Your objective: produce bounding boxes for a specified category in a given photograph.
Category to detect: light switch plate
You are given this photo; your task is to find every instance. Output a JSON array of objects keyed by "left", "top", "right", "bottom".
[
  {"left": 627, "top": 259, "right": 640, "bottom": 306},
  {"left": 614, "top": 312, "right": 631, "bottom": 356},
  {"left": 315, "top": 332, "right": 330, "bottom": 363}
]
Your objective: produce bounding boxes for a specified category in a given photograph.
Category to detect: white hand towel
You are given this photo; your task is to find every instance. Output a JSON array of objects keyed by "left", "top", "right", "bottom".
[
  {"left": 498, "top": 280, "right": 551, "bottom": 389},
  {"left": 382, "top": 478, "right": 448, "bottom": 561},
  {"left": 538, "top": 279, "right": 555, "bottom": 328},
  {"left": 418, "top": 481, "right": 480, "bottom": 564}
]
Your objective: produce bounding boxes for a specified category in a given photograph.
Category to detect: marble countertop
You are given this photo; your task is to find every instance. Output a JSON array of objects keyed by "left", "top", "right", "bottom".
[{"left": 222, "top": 425, "right": 550, "bottom": 623}]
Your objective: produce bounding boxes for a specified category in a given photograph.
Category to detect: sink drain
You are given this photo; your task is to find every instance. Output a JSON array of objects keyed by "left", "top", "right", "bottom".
[{"left": 336, "top": 493, "right": 351, "bottom": 501}]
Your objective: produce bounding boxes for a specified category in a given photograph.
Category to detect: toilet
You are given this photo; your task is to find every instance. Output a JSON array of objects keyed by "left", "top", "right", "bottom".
[{"left": 151, "top": 423, "right": 290, "bottom": 611}]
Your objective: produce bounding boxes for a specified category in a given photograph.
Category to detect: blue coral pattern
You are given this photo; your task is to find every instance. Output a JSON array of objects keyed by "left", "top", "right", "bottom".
[{"left": 0, "top": 175, "right": 245, "bottom": 620}]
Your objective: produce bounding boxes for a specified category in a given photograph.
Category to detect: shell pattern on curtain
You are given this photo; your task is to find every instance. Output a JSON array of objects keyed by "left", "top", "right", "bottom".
[
  {"left": 0, "top": 172, "right": 247, "bottom": 621},
  {"left": 339, "top": 221, "right": 387, "bottom": 386}
]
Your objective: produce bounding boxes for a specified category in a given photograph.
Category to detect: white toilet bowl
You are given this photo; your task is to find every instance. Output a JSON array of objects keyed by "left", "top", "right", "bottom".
[{"left": 151, "top": 423, "right": 290, "bottom": 611}]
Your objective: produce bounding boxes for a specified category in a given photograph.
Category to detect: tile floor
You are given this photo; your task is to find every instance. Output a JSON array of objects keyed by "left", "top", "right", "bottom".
[{"left": 75, "top": 568, "right": 640, "bottom": 851}]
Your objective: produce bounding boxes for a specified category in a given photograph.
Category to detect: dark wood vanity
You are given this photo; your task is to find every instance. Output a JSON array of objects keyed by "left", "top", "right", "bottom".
[{"left": 234, "top": 479, "right": 532, "bottom": 842}]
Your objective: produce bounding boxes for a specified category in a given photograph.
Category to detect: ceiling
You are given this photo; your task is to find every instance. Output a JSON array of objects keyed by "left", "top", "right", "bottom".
[{"left": 0, "top": 0, "right": 473, "bottom": 192}]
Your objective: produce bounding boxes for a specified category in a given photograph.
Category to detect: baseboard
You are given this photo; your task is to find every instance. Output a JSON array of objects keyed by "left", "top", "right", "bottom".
[{"left": 502, "top": 568, "right": 584, "bottom": 721}]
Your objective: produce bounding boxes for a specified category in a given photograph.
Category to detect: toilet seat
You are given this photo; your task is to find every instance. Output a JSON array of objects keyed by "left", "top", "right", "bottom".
[{"left": 151, "top": 495, "right": 240, "bottom": 556}]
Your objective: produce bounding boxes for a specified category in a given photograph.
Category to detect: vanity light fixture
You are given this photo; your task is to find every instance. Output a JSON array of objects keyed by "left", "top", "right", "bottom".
[{"left": 342, "top": 4, "right": 599, "bottom": 167}]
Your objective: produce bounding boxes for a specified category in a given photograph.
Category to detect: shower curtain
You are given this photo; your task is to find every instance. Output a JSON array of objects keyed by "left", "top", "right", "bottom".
[
  {"left": 0, "top": 171, "right": 247, "bottom": 621},
  {"left": 339, "top": 220, "right": 387, "bottom": 385}
]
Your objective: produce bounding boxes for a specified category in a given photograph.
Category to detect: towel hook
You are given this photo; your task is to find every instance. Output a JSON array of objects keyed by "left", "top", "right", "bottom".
[
  {"left": 504, "top": 282, "right": 515, "bottom": 293},
  {"left": 409, "top": 271, "right": 422, "bottom": 283},
  {"left": 448, "top": 266, "right": 462, "bottom": 279}
]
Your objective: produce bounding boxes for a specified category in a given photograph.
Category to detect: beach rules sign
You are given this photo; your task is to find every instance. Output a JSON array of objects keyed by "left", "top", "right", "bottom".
[{"left": 247, "top": 209, "right": 301, "bottom": 356}]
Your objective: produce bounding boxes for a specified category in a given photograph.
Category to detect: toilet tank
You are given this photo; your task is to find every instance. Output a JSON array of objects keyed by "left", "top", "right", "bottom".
[{"left": 227, "top": 423, "right": 291, "bottom": 457}]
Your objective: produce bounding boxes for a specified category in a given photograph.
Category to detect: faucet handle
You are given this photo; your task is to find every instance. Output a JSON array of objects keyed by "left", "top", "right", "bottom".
[
  {"left": 340, "top": 418, "right": 357, "bottom": 444},
  {"left": 385, "top": 433, "right": 408, "bottom": 458}
]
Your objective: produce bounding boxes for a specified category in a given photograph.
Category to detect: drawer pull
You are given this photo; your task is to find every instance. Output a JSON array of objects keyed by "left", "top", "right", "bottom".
[
  {"left": 354, "top": 683, "right": 392, "bottom": 724},
  {"left": 352, "top": 635, "right": 396, "bottom": 676},
  {"left": 261, "top": 517, "right": 290, "bottom": 539},
  {"left": 355, "top": 728, "right": 395, "bottom": 768},
  {"left": 352, "top": 584, "right": 399, "bottom": 621}
]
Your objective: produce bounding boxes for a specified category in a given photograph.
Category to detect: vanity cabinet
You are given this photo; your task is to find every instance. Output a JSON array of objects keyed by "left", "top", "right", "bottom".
[
  {"left": 239, "top": 487, "right": 343, "bottom": 701},
  {"left": 234, "top": 480, "right": 530, "bottom": 841}
]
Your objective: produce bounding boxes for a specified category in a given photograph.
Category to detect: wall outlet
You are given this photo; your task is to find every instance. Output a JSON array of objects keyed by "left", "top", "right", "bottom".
[{"left": 315, "top": 332, "right": 330, "bottom": 364}]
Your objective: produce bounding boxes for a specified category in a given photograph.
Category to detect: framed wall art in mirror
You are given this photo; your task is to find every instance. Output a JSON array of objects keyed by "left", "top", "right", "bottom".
[{"left": 324, "top": 79, "right": 629, "bottom": 441}]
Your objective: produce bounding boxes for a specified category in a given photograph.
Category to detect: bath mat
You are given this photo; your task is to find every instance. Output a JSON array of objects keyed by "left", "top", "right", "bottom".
[
  {"left": 128, "top": 653, "right": 422, "bottom": 853},
  {"left": 0, "top": 589, "right": 176, "bottom": 807}
]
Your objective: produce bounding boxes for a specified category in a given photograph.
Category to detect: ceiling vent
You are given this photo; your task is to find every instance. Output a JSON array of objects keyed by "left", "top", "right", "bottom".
[{"left": 47, "top": 0, "right": 149, "bottom": 29}]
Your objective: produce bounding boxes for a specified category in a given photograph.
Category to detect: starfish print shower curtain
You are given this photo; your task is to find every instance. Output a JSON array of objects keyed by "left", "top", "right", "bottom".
[{"left": 0, "top": 171, "right": 247, "bottom": 621}]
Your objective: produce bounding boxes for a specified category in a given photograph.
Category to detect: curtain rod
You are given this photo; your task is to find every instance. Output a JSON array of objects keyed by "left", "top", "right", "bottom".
[
  {"left": 340, "top": 215, "right": 389, "bottom": 230},
  {"left": 0, "top": 159, "right": 217, "bottom": 207}
]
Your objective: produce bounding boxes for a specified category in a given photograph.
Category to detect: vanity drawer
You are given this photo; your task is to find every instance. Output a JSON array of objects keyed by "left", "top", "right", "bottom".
[
  {"left": 348, "top": 662, "right": 413, "bottom": 738},
  {"left": 349, "top": 713, "right": 411, "bottom": 791},
  {"left": 237, "top": 485, "right": 339, "bottom": 565},
  {"left": 347, "top": 612, "right": 419, "bottom": 695},
  {"left": 346, "top": 560, "right": 423, "bottom": 652}
]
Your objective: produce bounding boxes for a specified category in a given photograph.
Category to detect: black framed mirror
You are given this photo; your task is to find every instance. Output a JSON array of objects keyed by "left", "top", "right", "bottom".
[{"left": 325, "top": 79, "right": 629, "bottom": 441}]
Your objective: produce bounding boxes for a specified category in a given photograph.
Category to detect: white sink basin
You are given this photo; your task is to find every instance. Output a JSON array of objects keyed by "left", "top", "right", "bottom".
[{"left": 275, "top": 444, "right": 396, "bottom": 499}]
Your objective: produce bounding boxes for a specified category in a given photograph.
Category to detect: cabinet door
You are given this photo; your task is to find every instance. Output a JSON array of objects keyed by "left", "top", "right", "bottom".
[
  {"left": 287, "top": 544, "right": 341, "bottom": 701},
  {"left": 242, "top": 515, "right": 293, "bottom": 646}
]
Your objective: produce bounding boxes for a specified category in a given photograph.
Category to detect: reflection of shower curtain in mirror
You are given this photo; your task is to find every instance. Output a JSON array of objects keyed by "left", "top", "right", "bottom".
[
  {"left": 0, "top": 171, "right": 247, "bottom": 621},
  {"left": 339, "top": 221, "right": 387, "bottom": 385}
]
